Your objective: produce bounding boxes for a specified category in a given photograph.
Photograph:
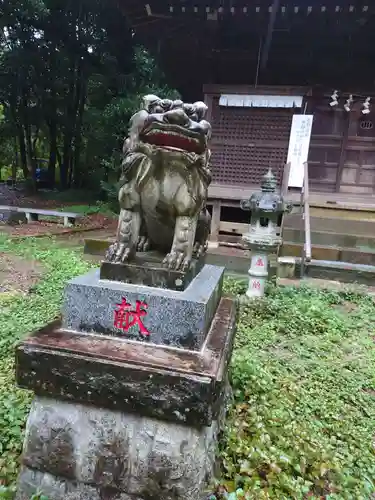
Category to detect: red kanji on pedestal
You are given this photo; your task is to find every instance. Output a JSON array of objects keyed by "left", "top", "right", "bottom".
[
  {"left": 252, "top": 280, "right": 261, "bottom": 290},
  {"left": 114, "top": 297, "right": 150, "bottom": 336},
  {"left": 255, "top": 257, "right": 264, "bottom": 267}
]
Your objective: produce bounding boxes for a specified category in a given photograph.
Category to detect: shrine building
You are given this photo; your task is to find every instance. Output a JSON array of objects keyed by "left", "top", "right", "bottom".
[{"left": 120, "top": 0, "right": 375, "bottom": 241}]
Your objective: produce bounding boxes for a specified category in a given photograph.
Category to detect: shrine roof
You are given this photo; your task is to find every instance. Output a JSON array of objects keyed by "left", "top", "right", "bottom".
[
  {"left": 123, "top": 1, "right": 374, "bottom": 33},
  {"left": 119, "top": 1, "right": 375, "bottom": 98}
]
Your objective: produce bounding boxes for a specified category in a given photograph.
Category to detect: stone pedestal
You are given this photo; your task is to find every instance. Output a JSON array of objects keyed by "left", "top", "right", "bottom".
[
  {"left": 16, "top": 398, "right": 220, "bottom": 500},
  {"left": 247, "top": 251, "right": 269, "bottom": 298},
  {"left": 100, "top": 252, "right": 205, "bottom": 291},
  {"left": 15, "top": 260, "right": 237, "bottom": 500},
  {"left": 62, "top": 264, "right": 223, "bottom": 350}
]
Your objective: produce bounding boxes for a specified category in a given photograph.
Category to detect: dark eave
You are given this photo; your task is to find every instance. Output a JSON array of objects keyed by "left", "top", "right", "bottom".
[
  {"left": 123, "top": 1, "right": 374, "bottom": 32},
  {"left": 117, "top": 1, "right": 375, "bottom": 100}
]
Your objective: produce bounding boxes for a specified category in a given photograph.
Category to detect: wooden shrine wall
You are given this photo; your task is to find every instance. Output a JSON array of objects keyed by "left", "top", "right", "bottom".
[
  {"left": 307, "top": 103, "right": 344, "bottom": 193},
  {"left": 308, "top": 98, "right": 375, "bottom": 194},
  {"left": 206, "top": 85, "right": 375, "bottom": 195},
  {"left": 204, "top": 85, "right": 307, "bottom": 188},
  {"left": 341, "top": 107, "right": 375, "bottom": 194},
  {"left": 209, "top": 98, "right": 292, "bottom": 186}
]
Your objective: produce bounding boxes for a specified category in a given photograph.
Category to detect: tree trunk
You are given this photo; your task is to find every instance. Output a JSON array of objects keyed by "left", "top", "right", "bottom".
[
  {"left": 67, "top": 55, "right": 85, "bottom": 188},
  {"left": 13, "top": 136, "right": 19, "bottom": 182},
  {"left": 9, "top": 101, "right": 28, "bottom": 180},
  {"left": 45, "top": 40, "right": 58, "bottom": 188},
  {"left": 21, "top": 92, "right": 37, "bottom": 191},
  {"left": 48, "top": 121, "right": 58, "bottom": 187},
  {"left": 32, "top": 128, "right": 39, "bottom": 159},
  {"left": 25, "top": 128, "right": 37, "bottom": 192},
  {"left": 17, "top": 127, "right": 29, "bottom": 180},
  {"left": 72, "top": 76, "right": 87, "bottom": 188},
  {"left": 61, "top": 64, "right": 76, "bottom": 189}
]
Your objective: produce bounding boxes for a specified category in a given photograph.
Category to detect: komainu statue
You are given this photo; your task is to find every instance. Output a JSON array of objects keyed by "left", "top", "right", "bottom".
[{"left": 106, "top": 95, "right": 212, "bottom": 271}]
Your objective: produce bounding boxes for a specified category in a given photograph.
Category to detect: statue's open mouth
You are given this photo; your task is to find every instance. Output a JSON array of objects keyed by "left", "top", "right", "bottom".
[{"left": 140, "top": 123, "right": 206, "bottom": 155}]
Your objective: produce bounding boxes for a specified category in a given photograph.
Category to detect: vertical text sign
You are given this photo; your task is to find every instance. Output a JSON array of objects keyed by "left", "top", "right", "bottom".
[
  {"left": 287, "top": 114, "right": 313, "bottom": 188},
  {"left": 114, "top": 297, "right": 150, "bottom": 336}
]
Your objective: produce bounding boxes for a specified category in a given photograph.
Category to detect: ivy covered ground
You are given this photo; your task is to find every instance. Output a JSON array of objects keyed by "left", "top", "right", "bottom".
[
  {"left": 0, "top": 236, "right": 374, "bottom": 499},
  {"left": 219, "top": 280, "right": 375, "bottom": 499},
  {"left": 0, "top": 236, "right": 92, "bottom": 498}
]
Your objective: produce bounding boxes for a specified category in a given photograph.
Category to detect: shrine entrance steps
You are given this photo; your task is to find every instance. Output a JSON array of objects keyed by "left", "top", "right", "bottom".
[
  {"left": 279, "top": 202, "right": 375, "bottom": 284},
  {"left": 81, "top": 197, "right": 375, "bottom": 286}
]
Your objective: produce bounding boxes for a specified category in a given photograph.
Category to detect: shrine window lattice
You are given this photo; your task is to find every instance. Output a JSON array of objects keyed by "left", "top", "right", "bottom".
[{"left": 210, "top": 101, "right": 293, "bottom": 185}]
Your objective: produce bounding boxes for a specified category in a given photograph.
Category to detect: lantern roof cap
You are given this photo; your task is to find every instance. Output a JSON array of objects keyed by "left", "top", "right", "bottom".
[{"left": 261, "top": 168, "right": 277, "bottom": 193}]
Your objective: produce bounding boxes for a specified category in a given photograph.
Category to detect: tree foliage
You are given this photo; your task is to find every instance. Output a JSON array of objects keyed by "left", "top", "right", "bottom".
[{"left": 0, "top": 0, "right": 178, "bottom": 190}]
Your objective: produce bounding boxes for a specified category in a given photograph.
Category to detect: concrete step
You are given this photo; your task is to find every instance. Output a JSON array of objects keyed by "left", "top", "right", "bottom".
[
  {"left": 206, "top": 246, "right": 251, "bottom": 274},
  {"left": 84, "top": 237, "right": 114, "bottom": 255},
  {"left": 283, "top": 228, "right": 375, "bottom": 251},
  {"left": 308, "top": 205, "right": 375, "bottom": 221},
  {"left": 283, "top": 214, "right": 375, "bottom": 236},
  {"left": 305, "top": 260, "right": 375, "bottom": 286},
  {"left": 278, "top": 256, "right": 375, "bottom": 285},
  {"left": 84, "top": 237, "right": 255, "bottom": 275},
  {"left": 281, "top": 242, "right": 375, "bottom": 266},
  {"left": 84, "top": 237, "right": 375, "bottom": 286}
]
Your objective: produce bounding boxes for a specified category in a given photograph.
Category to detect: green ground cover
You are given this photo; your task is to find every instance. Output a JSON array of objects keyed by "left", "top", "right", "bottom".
[
  {"left": 220, "top": 280, "right": 375, "bottom": 499},
  {"left": 36, "top": 203, "right": 115, "bottom": 222},
  {"left": 0, "top": 235, "right": 374, "bottom": 499},
  {"left": 58, "top": 203, "right": 114, "bottom": 217},
  {"left": 0, "top": 235, "right": 93, "bottom": 493}
]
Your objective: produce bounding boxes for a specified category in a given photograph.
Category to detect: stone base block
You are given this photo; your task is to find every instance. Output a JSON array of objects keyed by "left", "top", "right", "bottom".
[
  {"left": 62, "top": 264, "right": 224, "bottom": 350},
  {"left": 100, "top": 252, "right": 205, "bottom": 291},
  {"left": 277, "top": 256, "right": 297, "bottom": 279},
  {"left": 16, "top": 397, "right": 219, "bottom": 500},
  {"left": 16, "top": 298, "right": 237, "bottom": 427}
]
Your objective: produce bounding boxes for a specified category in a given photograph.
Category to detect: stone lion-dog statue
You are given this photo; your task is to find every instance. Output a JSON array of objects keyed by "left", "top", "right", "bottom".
[{"left": 106, "top": 94, "right": 212, "bottom": 272}]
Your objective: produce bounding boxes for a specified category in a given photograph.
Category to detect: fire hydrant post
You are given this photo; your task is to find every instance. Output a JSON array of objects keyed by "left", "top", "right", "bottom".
[{"left": 240, "top": 169, "right": 293, "bottom": 299}]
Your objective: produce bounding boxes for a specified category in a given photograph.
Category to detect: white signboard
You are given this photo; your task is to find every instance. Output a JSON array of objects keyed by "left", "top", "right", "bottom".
[{"left": 287, "top": 114, "right": 313, "bottom": 188}]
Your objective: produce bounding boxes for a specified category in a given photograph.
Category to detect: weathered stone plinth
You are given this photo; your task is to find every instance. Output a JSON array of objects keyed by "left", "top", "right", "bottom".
[
  {"left": 16, "top": 398, "right": 219, "bottom": 500},
  {"left": 15, "top": 251, "right": 237, "bottom": 500},
  {"left": 15, "top": 288, "right": 237, "bottom": 500},
  {"left": 63, "top": 264, "right": 223, "bottom": 350},
  {"left": 17, "top": 298, "right": 236, "bottom": 426}
]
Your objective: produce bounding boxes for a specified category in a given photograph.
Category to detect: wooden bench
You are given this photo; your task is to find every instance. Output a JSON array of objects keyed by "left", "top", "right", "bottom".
[{"left": 0, "top": 205, "right": 82, "bottom": 227}]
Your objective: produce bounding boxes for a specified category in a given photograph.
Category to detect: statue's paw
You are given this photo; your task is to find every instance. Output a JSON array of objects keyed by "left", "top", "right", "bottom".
[
  {"left": 137, "top": 236, "right": 151, "bottom": 252},
  {"left": 105, "top": 242, "right": 118, "bottom": 262},
  {"left": 162, "top": 251, "right": 191, "bottom": 272},
  {"left": 193, "top": 242, "right": 207, "bottom": 259},
  {"left": 105, "top": 242, "right": 132, "bottom": 263}
]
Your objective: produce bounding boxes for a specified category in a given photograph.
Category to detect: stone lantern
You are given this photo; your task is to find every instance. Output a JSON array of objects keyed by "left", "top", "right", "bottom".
[{"left": 240, "top": 169, "right": 293, "bottom": 299}]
